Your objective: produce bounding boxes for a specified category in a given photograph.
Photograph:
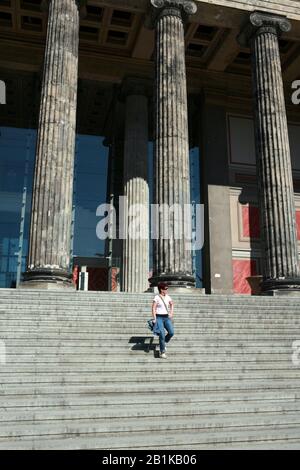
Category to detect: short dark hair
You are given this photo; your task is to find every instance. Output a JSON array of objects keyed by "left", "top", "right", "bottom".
[{"left": 158, "top": 282, "right": 168, "bottom": 292}]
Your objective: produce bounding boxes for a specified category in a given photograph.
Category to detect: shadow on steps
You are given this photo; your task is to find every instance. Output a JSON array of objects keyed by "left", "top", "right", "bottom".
[{"left": 129, "top": 336, "right": 160, "bottom": 358}]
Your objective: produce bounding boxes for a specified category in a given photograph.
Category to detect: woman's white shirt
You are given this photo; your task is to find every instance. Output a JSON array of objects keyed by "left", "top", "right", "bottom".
[{"left": 153, "top": 294, "right": 173, "bottom": 316}]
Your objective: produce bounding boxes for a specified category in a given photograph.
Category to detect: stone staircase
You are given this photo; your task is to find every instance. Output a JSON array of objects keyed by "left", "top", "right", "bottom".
[{"left": 0, "top": 289, "right": 300, "bottom": 449}]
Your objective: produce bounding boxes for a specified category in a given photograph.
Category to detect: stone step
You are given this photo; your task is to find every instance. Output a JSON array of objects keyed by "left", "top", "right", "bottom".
[
  {"left": 2, "top": 338, "right": 293, "bottom": 352},
  {"left": 1, "top": 328, "right": 299, "bottom": 337},
  {"left": 1, "top": 425, "right": 299, "bottom": 450},
  {"left": 0, "top": 348, "right": 297, "bottom": 359},
  {"left": 1, "top": 333, "right": 298, "bottom": 343},
  {"left": 2, "top": 306, "right": 300, "bottom": 315},
  {"left": 0, "top": 361, "right": 296, "bottom": 373},
  {"left": 1, "top": 307, "right": 296, "bottom": 314},
  {"left": 0, "top": 311, "right": 297, "bottom": 319},
  {"left": 202, "top": 440, "right": 300, "bottom": 450},
  {"left": 1, "top": 326, "right": 298, "bottom": 336},
  {"left": 1, "top": 331, "right": 298, "bottom": 341},
  {"left": 2, "top": 370, "right": 300, "bottom": 385},
  {"left": 2, "top": 354, "right": 296, "bottom": 364},
  {"left": 1, "top": 379, "right": 300, "bottom": 396},
  {"left": 1, "top": 314, "right": 299, "bottom": 323},
  {"left": 2, "top": 347, "right": 296, "bottom": 356},
  {"left": 1, "top": 316, "right": 300, "bottom": 326},
  {"left": 2, "top": 316, "right": 295, "bottom": 324},
  {"left": 1, "top": 340, "right": 296, "bottom": 350},
  {"left": 2, "top": 400, "right": 300, "bottom": 423},
  {"left": 0, "top": 339, "right": 297, "bottom": 351},
  {"left": 0, "top": 305, "right": 298, "bottom": 313},
  {"left": 1, "top": 319, "right": 299, "bottom": 329},
  {"left": 1, "top": 322, "right": 299, "bottom": 333},
  {"left": 0, "top": 413, "right": 300, "bottom": 442},
  {"left": 0, "top": 289, "right": 290, "bottom": 297},
  {"left": 1, "top": 289, "right": 299, "bottom": 301},
  {"left": 1, "top": 302, "right": 300, "bottom": 311},
  {"left": 0, "top": 302, "right": 299, "bottom": 313},
  {"left": 0, "top": 293, "right": 298, "bottom": 301},
  {"left": 1, "top": 388, "right": 299, "bottom": 408},
  {"left": 1, "top": 334, "right": 298, "bottom": 344},
  {"left": 0, "top": 410, "right": 300, "bottom": 442},
  {"left": 1, "top": 338, "right": 296, "bottom": 349},
  {"left": 1, "top": 289, "right": 300, "bottom": 449}
]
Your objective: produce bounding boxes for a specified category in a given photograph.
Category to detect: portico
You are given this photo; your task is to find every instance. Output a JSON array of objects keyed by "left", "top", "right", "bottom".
[{"left": 0, "top": 0, "right": 300, "bottom": 293}]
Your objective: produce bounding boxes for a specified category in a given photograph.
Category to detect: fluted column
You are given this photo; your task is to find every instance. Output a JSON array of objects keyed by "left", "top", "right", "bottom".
[
  {"left": 121, "top": 78, "right": 150, "bottom": 292},
  {"left": 239, "top": 12, "right": 300, "bottom": 294},
  {"left": 149, "top": 0, "right": 197, "bottom": 289},
  {"left": 22, "top": 0, "right": 80, "bottom": 288}
]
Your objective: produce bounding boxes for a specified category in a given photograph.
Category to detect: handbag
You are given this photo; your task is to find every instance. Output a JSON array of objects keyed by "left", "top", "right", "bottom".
[
  {"left": 147, "top": 318, "right": 160, "bottom": 336},
  {"left": 147, "top": 319, "right": 155, "bottom": 332}
]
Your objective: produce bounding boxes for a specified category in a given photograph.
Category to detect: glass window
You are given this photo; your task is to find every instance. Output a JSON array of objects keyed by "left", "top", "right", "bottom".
[
  {"left": 148, "top": 142, "right": 203, "bottom": 287},
  {"left": 0, "top": 128, "right": 109, "bottom": 287},
  {"left": 72, "top": 135, "right": 109, "bottom": 259},
  {"left": 190, "top": 146, "right": 203, "bottom": 288},
  {"left": 0, "top": 126, "right": 36, "bottom": 288}
]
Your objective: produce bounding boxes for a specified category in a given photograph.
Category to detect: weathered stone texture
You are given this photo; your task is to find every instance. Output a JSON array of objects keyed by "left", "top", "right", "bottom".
[
  {"left": 24, "top": 0, "right": 80, "bottom": 286},
  {"left": 150, "top": 0, "right": 196, "bottom": 288},
  {"left": 122, "top": 81, "right": 150, "bottom": 292},
  {"left": 243, "top": 12, "right": 300, "bottom": 293}
]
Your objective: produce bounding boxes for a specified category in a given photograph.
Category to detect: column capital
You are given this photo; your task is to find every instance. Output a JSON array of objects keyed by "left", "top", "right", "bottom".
[
  {"left": 119, "top": 76, "right": 152, "bottom": 101},
  {"left": 149, "top": 0, "right": 197, "bottom": 27},
  {"left": 41, "top": 0, "right": 84, "bottom": 12},
  {"left": 238, "top": 11, "right": 291, "bottom": 47}
]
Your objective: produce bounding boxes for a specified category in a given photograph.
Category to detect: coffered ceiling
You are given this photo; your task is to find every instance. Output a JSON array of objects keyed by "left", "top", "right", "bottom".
[
  {"left": 1, "top": 0, "right": 300, "bottom": 79},
  {"left": 0, "top": 0, "right": 299, "bottom": 134}
]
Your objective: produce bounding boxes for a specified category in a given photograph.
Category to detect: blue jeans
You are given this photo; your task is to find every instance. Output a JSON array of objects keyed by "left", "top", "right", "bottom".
[{"left": 156, "top": 315, "right": 174, "bottom": 353}]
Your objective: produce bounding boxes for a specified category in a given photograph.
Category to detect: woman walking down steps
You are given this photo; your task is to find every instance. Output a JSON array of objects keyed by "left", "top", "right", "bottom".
[{"left": 152, "top": 282, "right": 174, "bottom": 359}]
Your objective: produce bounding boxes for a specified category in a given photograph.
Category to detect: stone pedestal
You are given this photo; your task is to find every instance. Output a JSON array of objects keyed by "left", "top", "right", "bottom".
[
  {"left": 21, "top": 0, "right": 80, "bottom": 289},
  {"left": 239, "top": 12, "right": 300, "bottom": 295},
  {"left": 149, "top": 0, "right": 197, "bottom": 289},
  {"left": 121, "top": 78, "right": 150, "bottom": 292}
]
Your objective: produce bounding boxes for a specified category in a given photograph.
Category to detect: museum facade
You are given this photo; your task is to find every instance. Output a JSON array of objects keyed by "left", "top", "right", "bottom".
[{"left": 0, "top": 0, "right": 300, "bottom": 294}]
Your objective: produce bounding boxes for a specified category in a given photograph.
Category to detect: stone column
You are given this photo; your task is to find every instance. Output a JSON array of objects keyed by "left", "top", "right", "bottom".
[
  {"left": 121, "top": 78, "right": 150, "bottom": 292},
  {"left": 22, "top": 0, "right": 80, "bottom": 288},
  {"left": 105, "top": 100, "right": 125, "bottom": 284},
  {"left": 149, "top": 0, "right": 197, "bottom": 289},
  {"left": 239, "top": 12, "right": 300, "bottom": 294}
]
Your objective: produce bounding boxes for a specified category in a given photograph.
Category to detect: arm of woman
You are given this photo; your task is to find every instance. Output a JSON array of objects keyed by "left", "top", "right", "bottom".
[
  {"left": 169, "top": 299, "right": 174, "bottom": 318},
  {"left": 152, "top": 300, "right": 157, "bottom": 322}
]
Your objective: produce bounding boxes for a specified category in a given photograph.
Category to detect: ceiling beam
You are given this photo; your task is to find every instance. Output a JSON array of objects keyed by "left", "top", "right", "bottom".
[
  {"left": 283, "top": 46, "right": 300, "bottom": 83},
  {"left": 207, "top": 28, "right": 240, "bottom": 72},
  {"left": 132, "top": 24, "right": 154, "bottom": 60}
]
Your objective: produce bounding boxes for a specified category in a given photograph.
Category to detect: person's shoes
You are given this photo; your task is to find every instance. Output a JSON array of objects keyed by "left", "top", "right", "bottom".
[{"left": 159, "top": 352, "right": 167, "bottom": 359}]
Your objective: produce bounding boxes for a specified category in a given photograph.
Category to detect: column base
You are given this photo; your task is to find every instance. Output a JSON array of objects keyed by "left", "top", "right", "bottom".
[
  {"left": 149, "top": 273, "right": 196, "bottom": 290},
  {"left": 261, "top": 277, "right": 300, "bottom": 296},
  {"left": 20, "top": 268, "right": 74, "bottom": 290}
]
